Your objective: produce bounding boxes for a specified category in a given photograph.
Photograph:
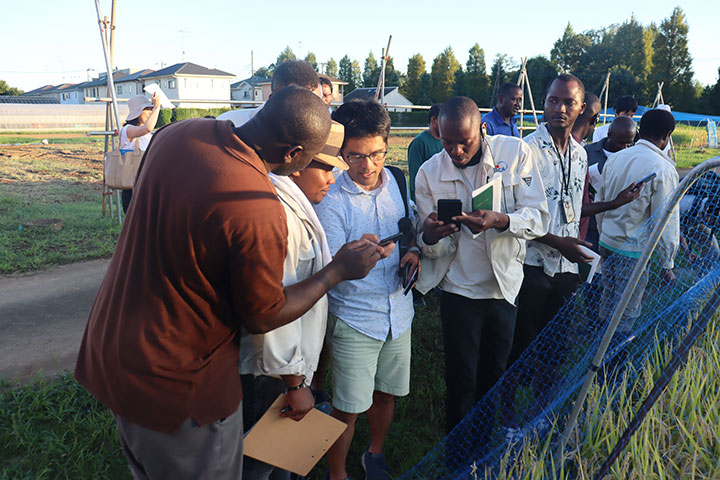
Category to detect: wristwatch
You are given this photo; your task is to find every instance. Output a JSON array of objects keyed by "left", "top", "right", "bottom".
[{"left": 286, "top": 375, "right": 307, "bottom": 391}]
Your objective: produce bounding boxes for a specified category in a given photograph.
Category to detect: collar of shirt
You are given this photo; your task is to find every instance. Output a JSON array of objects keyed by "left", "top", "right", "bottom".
[
  {"left": 486, "top": 107, "right": 517, "bottom": 127},
  {"left": 535, "top": 123, "right": 584, "bottom": 160},
  {"left": 339, "top": 167, "right": 389, "bottom": 196},
  {"left": 438, "top": 144, "right": 496, "bottom": 186},
  {"left": 635, "top": 139, "right": 675, "bottom": 165}
]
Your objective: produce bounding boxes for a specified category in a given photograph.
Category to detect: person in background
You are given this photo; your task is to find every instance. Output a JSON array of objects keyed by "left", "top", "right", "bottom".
[
  {"left": 571, "top": 92, "right": 601, "bottom": 145},
  {"left": 320, "top": 76, "right": 334, "bottom": 109},
  {"left": 315, "top": 100, "right": 420, "bottom": 480},
  {"left": 119, "top": 92, "right": 161, "bottom": 213},
  {"left": 483, "top": 83, "right": 523, "bottom": 137},
  {"left": 583, "top": 116, "right": 640, "bottom": 250},
  {"left": 407, "top": 103, "right": 443, "bottom": 200},
  {"left": 217, "top": 60, "right": 321, "bottom": 127},
  {"left": 597, "top": 108, "right": 679, "bottom": 335},
  {"left": 592, "top": 95, "right": 638, "bottom": 143},
  {"left": 238, "top": 121, "right": 350, "bottom": 480}
]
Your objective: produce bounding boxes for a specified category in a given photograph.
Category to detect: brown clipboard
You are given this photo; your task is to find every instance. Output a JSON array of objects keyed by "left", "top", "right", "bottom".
[{"left": 243, "top": 393, "right": 347, "bottom": 476}]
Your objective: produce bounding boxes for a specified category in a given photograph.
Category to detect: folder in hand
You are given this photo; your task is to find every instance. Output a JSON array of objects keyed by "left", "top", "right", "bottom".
[{"left": 243, "top": 393, "right": 347, "bottom": 476}]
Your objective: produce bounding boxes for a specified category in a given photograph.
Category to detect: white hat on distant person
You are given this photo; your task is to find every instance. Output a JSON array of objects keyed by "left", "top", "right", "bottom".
[{"left": 126, "top": 94, "right": 154, "bottom": 122}]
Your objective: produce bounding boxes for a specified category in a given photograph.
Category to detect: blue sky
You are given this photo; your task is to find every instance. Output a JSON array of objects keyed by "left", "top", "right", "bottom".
[{"left": 2, "top": 1, "right": 718, "bottom": 93}]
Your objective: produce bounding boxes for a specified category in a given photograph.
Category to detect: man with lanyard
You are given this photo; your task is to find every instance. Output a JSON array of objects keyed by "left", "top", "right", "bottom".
[
  {"left": 510, "top": 74, "right": 594, "bottom": 367},
  {"left": 415, "top": 96, "right": 549, "bottom": 432}
]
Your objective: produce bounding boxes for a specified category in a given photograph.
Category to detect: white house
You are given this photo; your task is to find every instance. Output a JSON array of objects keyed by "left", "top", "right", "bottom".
[
  {"left": 140, "top": 62, "right": 234, "bottom": 108},
  {"left": 343, "top": 86, "right": 413, "bottom": 112},
  {"left": 231, "top": 75, "right": 269, "bottom": 104},
  {"left": 113, "top": 69, "right": 155, "bottom": 99}
]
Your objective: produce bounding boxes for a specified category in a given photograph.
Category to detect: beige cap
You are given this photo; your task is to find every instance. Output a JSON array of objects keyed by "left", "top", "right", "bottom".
[
  {"left": 126, "top": 94, "right": 154, "bottom": 122},
  {"left": 313, "top": 121, "right": 348, "bottom": 170}
]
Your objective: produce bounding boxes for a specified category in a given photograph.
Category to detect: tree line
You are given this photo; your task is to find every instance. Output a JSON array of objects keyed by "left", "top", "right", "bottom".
[{"left": 257, "top": 7, "right": 720, "bottom": 115}]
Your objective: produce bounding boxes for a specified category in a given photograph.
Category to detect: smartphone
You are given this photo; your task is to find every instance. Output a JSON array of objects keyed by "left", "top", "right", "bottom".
[
  {"left": 437, "top": 199, "right": 462, "bottom": 228},
  {"left": 403, "top": 267, "right": 419, "bottom": 296},
  {"left": 635, "top": 172, "right": 656, "bottom": 187},
  {"left": 379, "top": 232, "right": 403, "bottom": 246}
]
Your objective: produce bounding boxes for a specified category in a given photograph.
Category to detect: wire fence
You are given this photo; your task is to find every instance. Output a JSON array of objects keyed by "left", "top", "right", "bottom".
[{"left": 401, "top": 161, "right": 720, "bottom": 479}]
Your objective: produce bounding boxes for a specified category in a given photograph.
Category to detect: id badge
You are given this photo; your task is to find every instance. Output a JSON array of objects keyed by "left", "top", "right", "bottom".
[{"left": 562, "top": 198, "right": 575, "bottom": 223}]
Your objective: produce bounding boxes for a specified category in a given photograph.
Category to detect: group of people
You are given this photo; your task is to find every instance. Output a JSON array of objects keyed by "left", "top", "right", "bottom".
[{"left": 75, "top": 60, "right": 681, "bottom": 480}]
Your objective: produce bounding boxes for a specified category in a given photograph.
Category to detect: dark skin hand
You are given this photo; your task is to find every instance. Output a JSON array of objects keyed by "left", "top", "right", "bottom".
[
  {"left": 537, "top": 234, "right": 594, "bottom": 263},
  {"left": 280, "top": 375, "right": 315, "bottom": 421},
  {"left": 454, "top": 210, "right": 510, "bottom": 234},
  {"left": 422, "top": 212, "right": 459, "bottom": 245},
  {"left": 243, "top": 239, "right": 384, "bottom": 334},
  {"left": 582, "top": 182, "right": 640, "bottom": 217}
]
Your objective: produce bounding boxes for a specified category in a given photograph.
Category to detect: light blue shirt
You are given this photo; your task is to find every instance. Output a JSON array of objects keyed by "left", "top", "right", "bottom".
[{"left": 314, "top": 168, "right": 414, "bottom": 341}]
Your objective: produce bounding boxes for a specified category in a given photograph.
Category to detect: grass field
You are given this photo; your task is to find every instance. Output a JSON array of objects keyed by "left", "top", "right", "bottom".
[{"left": 1, "top": 129, "right": 720, "bottom": 478}]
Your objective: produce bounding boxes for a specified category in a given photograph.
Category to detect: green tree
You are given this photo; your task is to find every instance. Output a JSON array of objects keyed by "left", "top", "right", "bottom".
[
  {"left": 276, "top": 46, "right": 297, "bottom": 65},
  {"left": 403, "top": 54, "right": 426, "bottom": 104},
  {"left": 416, "top": 73, "right": 433, "bottom": 106},
  {"left": 464, "top": 43, "right": 490, "bottom": 107},
  {"left": 550, "top": 23, "right": 593, "bottom": 74},
  {"left": 431, "top": 46, "right": 460, "bottom": 102},
  {"left": 304, "top": 52, "right": 318, "bottom": 71},
  {"left": 363, "top": 51, "right": 378, "bottom": 87},
  {"left": 488, "top": 54, "right": 513, "bottom": 105},
  {"left": 702, "top": 68, "right": 720, "bottom": 115},
  {"left": 325, "top": 58, "right": 338, "bottom": 78},
  {"left": 508, "top": 56, "right": 558, "bottom": 107},
  {"left": 254, "top": 66, "right": 272, "bottom": 79},
  {"left": 650, "top": 7, "right": 696, "bottom": 110},
  {"left": 338, "top": 55, "right": 360, "bottom": 92},
  {"left": 0, "top": 80, "right": 24, "bottom": 96}
]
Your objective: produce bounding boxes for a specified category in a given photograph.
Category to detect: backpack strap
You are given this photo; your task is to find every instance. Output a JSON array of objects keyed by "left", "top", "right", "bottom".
[{"left": 385, "top": 165, "right": 409, "bottom": 218}]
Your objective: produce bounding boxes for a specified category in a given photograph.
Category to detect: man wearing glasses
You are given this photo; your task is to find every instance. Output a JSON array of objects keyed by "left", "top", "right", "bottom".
[{"left": 314, "top": 99, "right": 420, "bottom": 480}]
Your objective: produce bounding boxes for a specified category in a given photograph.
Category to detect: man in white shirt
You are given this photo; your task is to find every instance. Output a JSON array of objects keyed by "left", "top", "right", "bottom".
[
  {"left": 315, "top": 100, "right": 420, "bottom": 480},
  {"left": 511, "top": 74, "right": 593, "bottom": 367},
  {"left": 218, "top": 60, "right": 322, "bottom": 127},
  {"left": 592, "top": 95, "right": 638, "bottom": 143},
  {"left": 597, "top": 108, "right": 679, "bottom": 331},
  {"left": 238, "top": 121, "right": 351, "bottom": 479},
  {"left": 415, "top": 96, "right": 549, "bottom": 432}
]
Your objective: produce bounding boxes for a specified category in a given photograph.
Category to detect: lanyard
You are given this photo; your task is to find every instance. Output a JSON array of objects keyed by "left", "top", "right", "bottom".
[{"left": 551, "top": 141, "right": 572, "bottom": 197}]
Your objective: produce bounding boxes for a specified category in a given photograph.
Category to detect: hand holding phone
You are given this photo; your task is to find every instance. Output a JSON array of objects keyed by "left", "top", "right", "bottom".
[
  {"left": 437, "top": 199, "right": 462, "bottom": 229},
  {"left": 632, "top": 172, "right": 656, "bottom": 190},
  {"left": 379, "top": 232, "right": 403, "bottom": 246},
  {"left": 403, "top": 267, "right": 419, "bottom": 295}
]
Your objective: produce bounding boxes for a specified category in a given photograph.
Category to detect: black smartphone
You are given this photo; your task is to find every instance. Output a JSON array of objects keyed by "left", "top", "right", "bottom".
[
  {"left": 437, "top": 199, "right": 462, "bottom": 228},
  {"left": 635, "top": 172, "right": 656, "bottom": 187},
  {"left": 403, "top": 267, "right": 419, "bottom": 296},
  {"left": 379, "top": 232, "right": 403, "bottom": 246}
]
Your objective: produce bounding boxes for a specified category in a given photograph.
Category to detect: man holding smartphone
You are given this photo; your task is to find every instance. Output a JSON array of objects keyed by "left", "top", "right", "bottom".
[
  {"left": 415, "top": 96, "right": 549, "bottom": 432},
  {"left": 596, "top": 108, "right": 679, "bottom": 333},
  {"left": 314, "top": 99, "right": 419, "bottom": 480}
]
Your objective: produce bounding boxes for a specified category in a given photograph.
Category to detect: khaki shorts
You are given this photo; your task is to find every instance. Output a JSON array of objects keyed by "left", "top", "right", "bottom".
[{"left": 328, "top": 314, "right": 411, "bottom": 414}]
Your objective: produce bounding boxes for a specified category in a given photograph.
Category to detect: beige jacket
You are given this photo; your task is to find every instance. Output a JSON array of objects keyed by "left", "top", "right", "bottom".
[{"left": 414, "top": 135, "right": 550, "bottom": 304}]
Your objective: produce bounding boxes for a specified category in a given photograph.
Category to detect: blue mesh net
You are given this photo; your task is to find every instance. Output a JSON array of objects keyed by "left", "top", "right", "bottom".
[{"left": 401, "top": 168, "right": 720, "bottom": 479}]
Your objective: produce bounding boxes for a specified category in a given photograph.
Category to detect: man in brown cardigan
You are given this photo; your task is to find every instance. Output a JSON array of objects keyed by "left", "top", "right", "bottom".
[{"left": 75, "top": 87, "right": 384, "bottom": 479}]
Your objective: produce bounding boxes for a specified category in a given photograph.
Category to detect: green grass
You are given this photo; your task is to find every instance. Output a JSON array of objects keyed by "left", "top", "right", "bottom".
[
  {"left": 0, "top": 135, "right": 103, "bottom": 145},
  {"left": 0, "top": 292, "right": 447, "bottom": 480},
  {"left": 0, "top": 375, "right": 130, "bottom": 480}
]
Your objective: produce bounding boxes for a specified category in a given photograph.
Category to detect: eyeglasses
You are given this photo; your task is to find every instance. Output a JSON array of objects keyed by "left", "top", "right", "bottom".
[{"left": 342, "top": 150, "right": 388, "bottom": 164}]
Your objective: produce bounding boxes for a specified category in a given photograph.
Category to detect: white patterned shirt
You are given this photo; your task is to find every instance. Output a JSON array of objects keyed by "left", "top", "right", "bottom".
[
  {"left": 523, "top": 123, "right": 588, "bottom": 276},
  {"left": 313, "top": 168, "right": 414, "bottom": 341}
]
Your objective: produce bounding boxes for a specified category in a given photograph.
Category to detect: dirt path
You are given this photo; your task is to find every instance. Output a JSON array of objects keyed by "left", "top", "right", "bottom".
[{"left": 0, "top": 258, "right": 109, "bottom": 380}]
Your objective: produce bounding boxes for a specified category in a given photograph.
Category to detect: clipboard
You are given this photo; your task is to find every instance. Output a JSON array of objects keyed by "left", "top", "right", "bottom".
[{"left": 243, "top": 393, "right": 347, "bottom": 476}]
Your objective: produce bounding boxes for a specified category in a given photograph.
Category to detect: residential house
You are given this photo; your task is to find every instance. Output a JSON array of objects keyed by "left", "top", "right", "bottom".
[
  {"left": 256, "top": 75, "right": 349, "bottom": 105},
  {"left": 113, "top": 69, "right": 155, "bottom": 99},
  {"left": 140, "top": 62, "right": 234, "bottom": 108},
  {"left": 231, "top": 75, "right": 269, "bottom": 104},
  {"left": 343, "top": 86, "right": 413, "bottom": 112}
]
